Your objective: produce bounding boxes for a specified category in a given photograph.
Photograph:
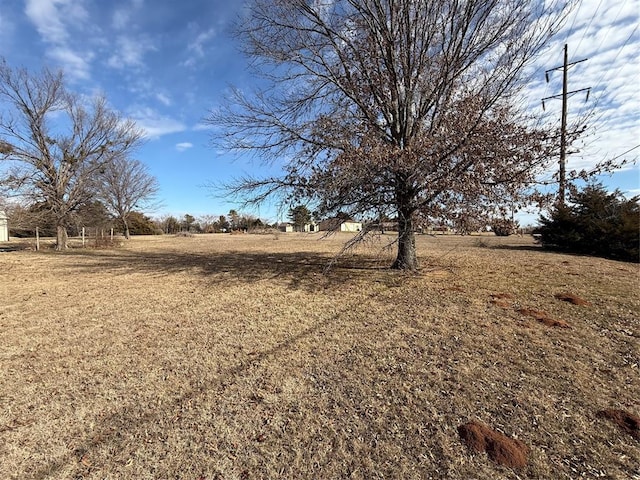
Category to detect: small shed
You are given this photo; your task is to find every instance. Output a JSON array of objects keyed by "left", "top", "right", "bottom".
[
  {"left": 0, "top": 211, "right": 8, "bottom": 242},
  {"left": 319, "top": 218, "right": 362, "bottom": 232}
]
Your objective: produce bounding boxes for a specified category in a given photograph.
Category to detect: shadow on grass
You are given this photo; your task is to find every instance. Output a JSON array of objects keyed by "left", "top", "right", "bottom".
[
  {"left": 59, "top": 248, "right": 396, "bottom": 292},
  {"left": 31, "top": 299, "right": 361, "bottom": 480}
]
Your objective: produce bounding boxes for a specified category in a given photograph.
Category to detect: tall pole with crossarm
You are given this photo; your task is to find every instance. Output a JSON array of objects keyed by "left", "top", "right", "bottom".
[{"left": 543, "top": 44, "right": 590, "bottom": 208}]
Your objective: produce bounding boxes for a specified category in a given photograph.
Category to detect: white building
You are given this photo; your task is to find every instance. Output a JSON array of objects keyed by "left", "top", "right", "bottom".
[
  {"left": 0, "top": 211, "right": 8, "bottom": 242},
  {"left": 319, "top": 218, "right": 362, "bottom": 232}
]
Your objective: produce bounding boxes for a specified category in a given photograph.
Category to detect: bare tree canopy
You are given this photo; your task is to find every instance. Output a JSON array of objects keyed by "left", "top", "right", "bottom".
[
  {"left": 208, "top": 0, "right": 579, "bottom": 269},
  {"left": 97, "top": 156, "right": 160, "bottom": 239},
  {"left": 0, "top": 60, "right": 143, "bottom": 249}
]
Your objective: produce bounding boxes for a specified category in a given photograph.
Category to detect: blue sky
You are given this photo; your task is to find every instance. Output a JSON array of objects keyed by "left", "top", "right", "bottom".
[{"left": 1, "top": 0, "right": 638, "bottom": 225}]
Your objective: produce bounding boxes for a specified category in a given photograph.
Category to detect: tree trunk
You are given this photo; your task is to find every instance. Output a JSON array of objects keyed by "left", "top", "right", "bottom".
[
  {"left": 392, "top": 210, "right": 418, "bottom": 270},
  {"left": 55, "top": 224, "right": 68, "bottom": 250}
]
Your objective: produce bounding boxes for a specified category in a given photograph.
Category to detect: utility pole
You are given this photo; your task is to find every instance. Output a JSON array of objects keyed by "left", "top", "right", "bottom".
[{"left": 542, "top": 44, "right": 590, "bottom": 207}]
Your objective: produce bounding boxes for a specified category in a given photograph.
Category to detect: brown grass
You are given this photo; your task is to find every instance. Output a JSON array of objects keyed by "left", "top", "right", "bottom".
[{"left": 0, "top": 233, "right": 638, "bottom": 479}]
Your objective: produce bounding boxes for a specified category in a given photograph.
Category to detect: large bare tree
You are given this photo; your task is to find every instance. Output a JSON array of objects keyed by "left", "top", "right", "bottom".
[
  {"left": 97, "top": 156, "right": 160, "bottom": 239},
  {"left": 208, "top": 0, "right": 576, "bottom": 269},
  {"left": 0, "top": 60, "right": 143, "bottom": 249}
]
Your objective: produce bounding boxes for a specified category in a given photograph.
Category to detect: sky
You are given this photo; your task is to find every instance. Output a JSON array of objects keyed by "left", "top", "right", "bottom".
[{"left": 0, "top": 0, "right": 638, "bottom": 225}]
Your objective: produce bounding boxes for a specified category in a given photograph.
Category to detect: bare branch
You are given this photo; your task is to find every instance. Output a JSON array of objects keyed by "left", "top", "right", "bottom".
[
  {"left": 0, "top": 60, "right": 144, "bottom": 249},
  {"left": 208, "top": 0, "right": 588, "bottom": 269}
]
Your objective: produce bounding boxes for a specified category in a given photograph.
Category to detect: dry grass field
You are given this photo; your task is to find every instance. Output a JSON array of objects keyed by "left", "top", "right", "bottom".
[{"left": 0, "top": 232, "right": 638, "bottom": 479}]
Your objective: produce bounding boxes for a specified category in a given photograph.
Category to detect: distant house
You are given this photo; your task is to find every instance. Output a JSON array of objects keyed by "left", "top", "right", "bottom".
[
  {"left": 279, "top": 222, "right": 319, "bottom": 233},
  {"left": 303, "top": 222, "right": 319, "bottom": 232},
  {"left": 319, "top": 218, "right": 362, "bottom": 232},
  {"left": 0, "top": 211, "right": 8, "bottom": 242}
]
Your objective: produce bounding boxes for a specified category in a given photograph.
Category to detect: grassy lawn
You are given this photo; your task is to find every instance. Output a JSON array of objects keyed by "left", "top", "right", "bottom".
[{"left": 0, "top": 233, "right": 638, "bottom": 479}]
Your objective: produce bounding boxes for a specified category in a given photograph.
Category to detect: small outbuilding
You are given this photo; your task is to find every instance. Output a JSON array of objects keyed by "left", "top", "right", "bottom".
[
  {"left": 0, "top": 211, "right": 8, "bottom": 242},
  {"left": 319, "top": 218, "right": 362, "bottom": 232}
]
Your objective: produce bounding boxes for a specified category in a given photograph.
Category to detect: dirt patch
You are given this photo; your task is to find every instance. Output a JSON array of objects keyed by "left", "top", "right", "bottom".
[
  {"left": 490, "top": 293, "right": 514, "bottom": 308},
  {"left": 597, "top": 409, "right": 640, "bottom": 440},
  {"left": 554, "top": 292, "right": 591, "bottom": 306},
  {"left": 491, "top": 293, "right": 514, "bottom": 300},
  {"left": 517, "top": 308, "right": 571, "bottom": 328},
  {"left": 458, "top": 421, "right": 529, "bottom": 468}
]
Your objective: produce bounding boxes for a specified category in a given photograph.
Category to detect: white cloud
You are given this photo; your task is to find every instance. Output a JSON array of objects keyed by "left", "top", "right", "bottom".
[
  {"left": 112, "top": 0, "right": 145, "bottom": 30},
  {"left": 112, "top": 9, "right": 131, "bottom": 30},
  {"left": 25, "top": 0, "right": 87, "bottom": 44},
  {"left": 176, "top": 142, "right": 194, "bottom": 152},
  {"left": 50, "top": 46, "right": 92, "bottom": 80},
  {"left": 107, "top": 35, "right": 156, "bottom": 69},
  {"left": 182, "top": 27, "right": 218, "bottom": 67},
  {"left": 24, "top": 0, "right": 92, "bottom": 80},
  {"left": 156, "top": 93, "right": 172, "bottom": 106},
  {"left": 524, "top": 0, "right": 640, "bottom": 181},
  {"left": 130, "top": 106, "right": 187, "bottom": 138},
  {"left": 188, "top": 28, "right": 217, "bottom": 56},
  {"left": 193, "top": 123, "right": 215, "bottom": 131}
]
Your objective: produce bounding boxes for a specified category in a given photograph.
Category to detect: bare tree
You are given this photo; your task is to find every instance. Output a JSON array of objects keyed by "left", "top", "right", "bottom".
[
  {"left": 208, "top": 0, "right": 579, "bottom": 270},
  {"left": 97, "top": 156, "right": 159, "bottom": 239},
  {"left": 0, "top": 60, "right": 143, "bottom": 249},
  {"left": 0, "top": 198, "right": 55, "bottom": 237}
]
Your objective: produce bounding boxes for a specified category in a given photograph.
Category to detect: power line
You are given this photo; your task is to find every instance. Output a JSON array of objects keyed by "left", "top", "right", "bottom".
[
  {"left": 605, "top": 144, "right": 640, "bottom": 163},
  {"left": 574, "top": 0, "right": 606, "bottom": 55},
  {"left": 542, "top": 44, "right": 591, "bottom": 207}
]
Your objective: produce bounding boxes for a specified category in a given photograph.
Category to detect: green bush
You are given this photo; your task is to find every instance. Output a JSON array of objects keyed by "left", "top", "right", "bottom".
[{"left": 537, "top": 184, "right": 639, "bottom": 262}]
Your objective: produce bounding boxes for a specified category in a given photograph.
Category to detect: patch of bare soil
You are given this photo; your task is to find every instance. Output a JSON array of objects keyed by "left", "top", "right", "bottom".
[
  {"left": 517, "top": 307, "right": 571, "bottom": 328},
  {"left": 458, "top": 420, "right": 529, "bottom": 468},
  {"left": 489, "top": 293, "right": 514, "bottom": 308},
  {"left": 555, "top": 292, "right": 592, "bottom": 306},
  {"left": 597, "top": 409, "right": 640, "bottom": 440}
]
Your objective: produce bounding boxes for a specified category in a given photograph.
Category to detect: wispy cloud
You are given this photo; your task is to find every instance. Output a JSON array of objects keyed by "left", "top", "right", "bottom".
[
  {"left": 183, "top": 27, "right": 217, "bottom": 67},
  {"left": 107, "top": 35, "right": 156, "bottom": 69},
  {"left": 156, "top": 93, "right": 172, "bottom": 106},
  {"left": 525, "top": 0, "right": 640, "bottom": 179},
  {"left": 112, "top": 0, "right": 145, "bottom": 30},
  {"left": 129, "top": 106, "right": 187, "bottom": 138},
  {"left": 24, "top": 0, "right": 92, "bottom": 80},
  {"left": 25, "top": 0, "right": 87, "bottom": 43},
  {"left": 188, "top": 28, "right": 217, "bottom": 57},
  {"left": 193, "top": 123, "right": 215, "bottom": 131},
  {"left": 176, "top": 142, "right": 194, "bottom": 152},
  {"left": 50, "top": 46, "right": 92, "bottom": 80}
]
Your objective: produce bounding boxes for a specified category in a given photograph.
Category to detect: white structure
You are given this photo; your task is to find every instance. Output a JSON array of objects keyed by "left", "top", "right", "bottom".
[
  {"left": 339, "top": 221, "right": 362, "bottom": 232},
  {"left": 319, "top": 218, "right": 362, "bottom": 232},
  {"left": 303, "top": 222, "right": 319, "bottom": 232},
  {"left": 0, "top": 211, "right": 8, "bottom": 242},
  {"left": 280, "top": 222, "right": 319, "bottom": 233}
]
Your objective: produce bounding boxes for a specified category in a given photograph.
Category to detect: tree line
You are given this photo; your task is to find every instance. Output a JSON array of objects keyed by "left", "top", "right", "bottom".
[{"left": 0, "top": 60, "right": 158, "bottom": 248}]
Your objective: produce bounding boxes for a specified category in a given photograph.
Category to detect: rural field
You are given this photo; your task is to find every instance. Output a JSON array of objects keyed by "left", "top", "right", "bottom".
[{"left": 0, "top": 232, "right": 638, "bottom": 479}]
